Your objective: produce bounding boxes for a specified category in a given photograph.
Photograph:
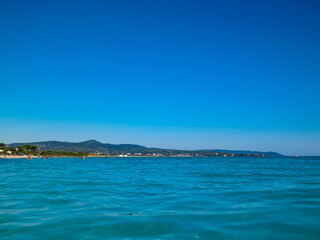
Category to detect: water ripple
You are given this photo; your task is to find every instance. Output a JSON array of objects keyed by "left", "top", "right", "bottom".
[{"left": 1, "top": 157, "right": 320, "bottom": 239}]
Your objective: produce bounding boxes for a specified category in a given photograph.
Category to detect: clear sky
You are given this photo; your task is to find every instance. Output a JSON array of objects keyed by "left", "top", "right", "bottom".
[{"left": 1, "top": 0, "right": 319, "bottom": 156}]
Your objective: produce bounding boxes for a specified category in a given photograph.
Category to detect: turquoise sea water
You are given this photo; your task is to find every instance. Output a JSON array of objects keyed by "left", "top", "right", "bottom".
[{"left": 1, "top": 157, "right": 320, "bottom": 240}]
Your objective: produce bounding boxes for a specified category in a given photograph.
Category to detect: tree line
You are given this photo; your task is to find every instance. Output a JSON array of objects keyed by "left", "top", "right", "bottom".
[
  {"left": 0, "top": 143, "right": 39, "bottom": 155},
  {"left": 0, "top": 143, "right": 88, "bottom": 156}
]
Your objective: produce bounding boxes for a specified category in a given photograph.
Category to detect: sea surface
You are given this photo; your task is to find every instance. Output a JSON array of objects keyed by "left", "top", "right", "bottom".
[{"left": 1, "top": 157, "right": 320, "bottom": 240}]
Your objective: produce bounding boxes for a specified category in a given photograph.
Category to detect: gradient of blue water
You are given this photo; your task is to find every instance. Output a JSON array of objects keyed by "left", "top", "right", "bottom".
[{"left": 1, "top": 157, "right": 320, "bottom": 239}]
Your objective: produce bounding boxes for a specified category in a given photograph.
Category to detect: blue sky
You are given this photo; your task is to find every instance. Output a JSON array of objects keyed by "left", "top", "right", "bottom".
[{"left": 0, "top": 0, "right": 319, "bottom": 155}]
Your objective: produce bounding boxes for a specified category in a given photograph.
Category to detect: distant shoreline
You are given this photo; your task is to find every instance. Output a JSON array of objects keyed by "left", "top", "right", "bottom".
[
  {"left": 0, "top": 155, "right": 283, "bottom": 159},
  {"left": 2, "top": 140, "right": 283, "bottom": 157}
]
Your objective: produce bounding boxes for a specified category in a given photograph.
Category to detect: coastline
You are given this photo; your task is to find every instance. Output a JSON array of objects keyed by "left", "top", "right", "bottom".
[
  {"left": 0, "top": 155, "right": 193, "bottom": 159},
  {"left": 0, "top": 155, "right": 42, "bottom": 159},
  {"left": 0, "top": 155, "right": 281, "bottom": 159}
]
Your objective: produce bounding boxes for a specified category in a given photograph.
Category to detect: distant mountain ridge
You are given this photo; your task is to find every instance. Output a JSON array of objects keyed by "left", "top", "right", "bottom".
[
  {"left": 200, "top": 149, "right": 282, "bottom": 156},
  {"left": 9, "top": 140, "right": 149, "bottom": 154},
  {"left": 8, "top": 140, "right": 282, "bottom": 156}
]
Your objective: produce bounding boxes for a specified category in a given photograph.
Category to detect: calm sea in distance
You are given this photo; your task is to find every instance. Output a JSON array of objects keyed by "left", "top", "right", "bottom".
[{"left": 1, "top": 157, "right": 319, "bottom": 239}]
